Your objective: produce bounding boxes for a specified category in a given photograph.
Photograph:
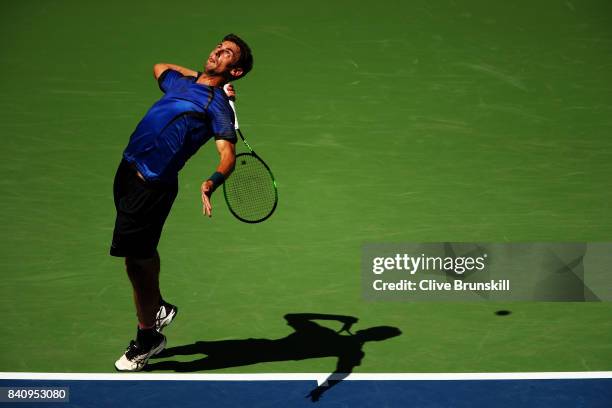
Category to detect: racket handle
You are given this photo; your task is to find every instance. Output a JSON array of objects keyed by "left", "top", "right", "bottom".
[{"left": 223, "top": 83, "right": 240, "bottom": 130}]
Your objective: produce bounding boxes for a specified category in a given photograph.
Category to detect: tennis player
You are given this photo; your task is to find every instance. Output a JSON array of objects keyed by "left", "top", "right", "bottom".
[{"left": 111, "top": 34, "right": 253, "bottom": 371}]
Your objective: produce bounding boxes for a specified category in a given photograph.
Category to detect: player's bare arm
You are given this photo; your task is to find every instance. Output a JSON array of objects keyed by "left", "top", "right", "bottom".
[
  {"left": 153, "top": 63, "right": 198, "bottom": 80},
  {"left": 201, "top": 140, "right": 236, "bottom": 217}
]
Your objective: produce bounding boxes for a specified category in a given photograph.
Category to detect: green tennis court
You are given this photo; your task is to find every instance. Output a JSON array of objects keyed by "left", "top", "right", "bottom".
[{"left": 1, "top": 0, "right": 611, "bottom": 375}]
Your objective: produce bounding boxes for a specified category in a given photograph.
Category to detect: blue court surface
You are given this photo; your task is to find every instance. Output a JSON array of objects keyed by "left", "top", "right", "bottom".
[{"left": 1, "top": 373, "right": 611, "bottom": 407}]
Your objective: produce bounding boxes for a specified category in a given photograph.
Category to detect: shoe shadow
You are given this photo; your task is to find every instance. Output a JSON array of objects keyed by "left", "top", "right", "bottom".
[{"left": 145, "top": 312, "right": 402, "bottom": 402}]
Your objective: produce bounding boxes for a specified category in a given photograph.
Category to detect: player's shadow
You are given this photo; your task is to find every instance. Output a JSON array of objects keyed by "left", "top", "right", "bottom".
[{"left": 145, "top": 313, "right": 402, "bottom": 402}]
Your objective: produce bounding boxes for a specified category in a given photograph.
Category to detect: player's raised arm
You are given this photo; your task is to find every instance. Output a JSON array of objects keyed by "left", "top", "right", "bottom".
[
  {"left": 200, "top": 140, "right": 236, "bottom": 217},
  {"left": 153, "top": 63, "right": 198, "bottom": 80}
]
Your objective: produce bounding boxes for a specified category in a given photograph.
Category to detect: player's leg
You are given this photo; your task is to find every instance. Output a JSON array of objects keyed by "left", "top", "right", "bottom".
[
  {"left": 125, "top": 251, "right": 178, "bottom": 331},
  {"left": 125, "top": 253, "right": 161, "bottom": 328},
  {"left": 110, "top": 159, "right": 178, "bottom": 371},
  {"left": 114, "top": 252, "right": 167, "bottom": 371}
]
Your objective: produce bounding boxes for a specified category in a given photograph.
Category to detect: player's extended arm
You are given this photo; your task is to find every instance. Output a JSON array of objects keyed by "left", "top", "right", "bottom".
[
  {"left": 153, "top": 63, "right": 198, "bottom": 80},
  {"left": 200, "top": 140, "right": 236, "bottom": 217}
]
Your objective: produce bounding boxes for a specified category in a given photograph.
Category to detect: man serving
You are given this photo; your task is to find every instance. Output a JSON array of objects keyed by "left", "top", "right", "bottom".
[{"left": 110, "top": 34, "right": 253, "bottom": 371}]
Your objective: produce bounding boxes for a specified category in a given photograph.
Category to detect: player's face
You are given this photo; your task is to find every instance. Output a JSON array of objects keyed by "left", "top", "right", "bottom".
[{"left": 205, "top": 41, "right": 242, "bottom": 78}]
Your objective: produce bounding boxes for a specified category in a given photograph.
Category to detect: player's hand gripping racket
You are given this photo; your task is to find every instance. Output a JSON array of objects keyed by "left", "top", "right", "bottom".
[{"left": 223, "top": 84, "right": 278, "bottom": 223}]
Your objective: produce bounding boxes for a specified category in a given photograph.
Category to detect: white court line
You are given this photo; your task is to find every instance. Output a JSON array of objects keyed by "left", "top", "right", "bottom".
[{"left": 1, "top": 372, "right": 612, "bottom": 386}]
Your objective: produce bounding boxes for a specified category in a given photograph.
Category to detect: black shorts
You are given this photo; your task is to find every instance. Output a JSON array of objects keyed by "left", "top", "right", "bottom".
[{"left": 110, "top": 159, "right": 178, "bottom": 258}]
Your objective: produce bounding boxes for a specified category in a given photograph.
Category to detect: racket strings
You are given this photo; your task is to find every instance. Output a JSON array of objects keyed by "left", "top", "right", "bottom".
[{"left": 224, "top": 154, "right": 276, "bottom": 222}]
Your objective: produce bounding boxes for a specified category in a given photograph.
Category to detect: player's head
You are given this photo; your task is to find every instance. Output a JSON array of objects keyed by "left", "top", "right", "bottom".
[{"left": 205, "top": 33, "right": 253, "bottom": 82}]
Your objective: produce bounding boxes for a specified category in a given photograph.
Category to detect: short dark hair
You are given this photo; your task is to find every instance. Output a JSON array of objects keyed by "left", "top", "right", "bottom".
[{"left": 223, "top": 33, "right": 253, "bottom": 80}]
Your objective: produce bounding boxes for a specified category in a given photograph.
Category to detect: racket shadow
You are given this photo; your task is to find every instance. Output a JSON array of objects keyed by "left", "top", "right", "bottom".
[{"left": 145, "top": 313, "right": 402, "bottom": 401}]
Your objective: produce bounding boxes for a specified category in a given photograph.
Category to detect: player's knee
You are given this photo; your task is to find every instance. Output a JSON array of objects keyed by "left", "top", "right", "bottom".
[
  {"left": 126, "top": 255, "right": 152, "bottom": 267},
  {"left": 125, "top": 257, "right": 140, "bottom": 272}
]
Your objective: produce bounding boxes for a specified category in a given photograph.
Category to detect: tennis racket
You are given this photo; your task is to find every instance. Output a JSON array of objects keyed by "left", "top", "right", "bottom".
[{"left": 222, "top": 86, "right": 278, "bottom": 223}]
